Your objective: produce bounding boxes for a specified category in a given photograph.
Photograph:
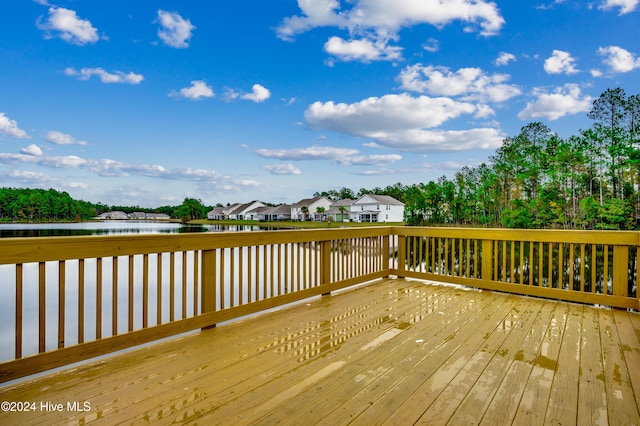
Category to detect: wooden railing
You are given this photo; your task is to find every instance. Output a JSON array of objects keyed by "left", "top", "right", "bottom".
[
  {"left": 0, "top": 228, "right": 392, "bottom": 383},
  {"left": 1, "top": 226, "right": 639, "bottom": 383},
  {"left": 396, "top": 227, "right": 639, "bottom": 310}
]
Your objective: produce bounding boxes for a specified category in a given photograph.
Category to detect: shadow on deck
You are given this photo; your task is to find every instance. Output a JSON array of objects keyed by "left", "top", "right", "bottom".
[{"left": 1, "top": 277, "right": 640, "bottom": 425}]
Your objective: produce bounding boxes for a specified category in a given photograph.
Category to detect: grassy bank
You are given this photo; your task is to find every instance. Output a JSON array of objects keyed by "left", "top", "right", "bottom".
[{"left": 188, "top": 219, "right": 405, "bottom": 229}]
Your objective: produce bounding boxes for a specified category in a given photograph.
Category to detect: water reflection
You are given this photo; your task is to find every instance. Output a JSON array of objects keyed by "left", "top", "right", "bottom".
[
  {"left": 262, "top": 285, "right": 478, "bottom": 364},
  {"left": 0, "top": 222, "right": 200, "bottom": 237},
  {"left": 0, "top": 222, "right": 271, "bottom": 237}
]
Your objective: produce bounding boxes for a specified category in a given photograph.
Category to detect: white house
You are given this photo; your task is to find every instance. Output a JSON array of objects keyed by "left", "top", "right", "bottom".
[
  {"left": 97, "top": 211, "right": 128, "bottom": 220},
  {"left": 249, "top": 204, "right": 292, "bottom": 221},
  {"left": 349, "top": 194, "right": 404, "bottom": 223},
  {"left": 207, "top": 204, "right": 241, "bottom": 220},
  {"left": 325, "top": 199, "right": 355, "bottom": 222},
  {"left": 228, "top": 201, "right": 266, "bottom": 220},
  {"left": 290, "top": 196, "right": 332, "bottom": 221}
]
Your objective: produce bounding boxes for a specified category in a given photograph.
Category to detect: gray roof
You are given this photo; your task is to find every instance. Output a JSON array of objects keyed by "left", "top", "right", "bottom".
[
  {"left": 356, "top": 194, "right": 404, "bottom": 206},
  {"left": 330, "top": 199, "right": 355, "bottom": 207}
]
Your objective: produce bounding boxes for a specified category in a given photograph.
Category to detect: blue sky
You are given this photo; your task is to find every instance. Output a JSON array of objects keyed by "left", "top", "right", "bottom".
[{"left": 1, "top": 0, "right": 639, "bottom": 207}]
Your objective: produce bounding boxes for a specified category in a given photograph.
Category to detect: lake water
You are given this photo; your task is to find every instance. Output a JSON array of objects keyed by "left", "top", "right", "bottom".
[{"left": 0, "top": 221, "right": 264, "bottom": 237}]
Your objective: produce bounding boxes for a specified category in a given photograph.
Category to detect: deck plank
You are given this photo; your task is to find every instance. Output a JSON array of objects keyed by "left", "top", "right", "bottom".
[
  {"left": 1, "top": 278, "right": 640, "bottom": 426},
  {"left": 544, "top": 303, "right": 583, "bottom": 425},
  {"left": 410, "top": 298, "right": 531, "bottom": 424},
  {"left": 512, "top": 300, "right": 569, "bottom": 424},
  {"left": 363, "top": 294, "right": 521, "bottom": 425},
  {"left": 479, "top": 300, "right": 559, "bottom": 425},
  {"left": 447, "top": 295, "right": 545, "bottom": 425},
  {"left": 613, "top": 309, "right": 640, "bottom": 412},
  {"left": 598, "top": 308, "right": 640, "bottom": 425}
]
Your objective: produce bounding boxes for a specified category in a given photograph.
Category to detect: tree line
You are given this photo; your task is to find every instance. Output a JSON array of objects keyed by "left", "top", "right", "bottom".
[
  {"left": 403, "top": 87, "right": 640, "bottom": 229},
  {"left": 0, "top": 188, "right": 212, "bottom": 223}
]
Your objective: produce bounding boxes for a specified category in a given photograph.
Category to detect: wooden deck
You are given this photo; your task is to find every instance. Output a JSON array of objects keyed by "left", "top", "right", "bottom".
[{"left": 1, "top": 277, "right": 640, "bottom": 425}]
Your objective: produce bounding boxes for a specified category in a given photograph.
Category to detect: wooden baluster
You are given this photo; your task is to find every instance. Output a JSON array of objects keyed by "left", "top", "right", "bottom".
[
  {"left": 58, "top": 262, "right": 65, "bottom": 348},
  {"left": 569, "top": 243, "right": 575, "bottom": 291},
  {"left": 15, "top": 264, "right": 23, "bottom": 359},
  {"left": 591, "top": 245, "right": 596, "bottom": 293},
  {"left": 170, "top": 252, "right": 175, "bottom": 321},
  {"left": 112, "top": 256, "right": 118, "bottom": 335},
  {"left": 97, "top": 258, "right": 103, "bottom": 338},
  {"left": 230, "top": 247, "right": 235, "bottom": 308},
  {"left": 239, "top": 246, "right": 244, "bottom": 303},
  {"left": 548, "top": 243, "right": 553, "bottom": 288},
  {"left": 157, "top": 253, "right": 162, "bottom": 325},
  {"left": 39, "top": 262, "right": 45, "bottom": 353},
  {"left": 271, "top": 244, "right": 275, "bottom": 294},
  {"left": 79, "top": 259, "right": 86, "bottom": 342},
  {"left": 182, "top": 252, "right": 187, "bottom": 317},
  {"left": 219, "top": 248, "right": 225, "bottom": 309},
  {"left": 529, "top": 242, "right": 534, "bottom": 286},
  {"left": 193, "top": 251, "right": 199, "bottom": 315},
  {"left": 558, "top": 243, "right": 563, "bottom": 290},
  {"left": 127, "top": 256, "right": 133, "bottom": 332},
  {"left": 142, "top": 254, "right": 148, "bottom": 328},
  {"left": 580, "top": 244, "right": 585, "bottom": 293},
  {"left": 604, "top": 245, "right": 609, "bottom": 294}
]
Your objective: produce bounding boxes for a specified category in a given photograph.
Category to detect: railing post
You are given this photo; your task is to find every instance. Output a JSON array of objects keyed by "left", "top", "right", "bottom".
[
  {"left": 397, "top": 235, "right": 406, "bottom": 278},
  {"left": 201, "top": 249, "right": 216, "bottom": 329},
  {"left": 320, "top": 240, "right": 331, "bottom": 295},
  {"left": 612, "top": 245, "right": 629, "bottom": 298},
  {"left": 382, "top": 235, "right": 390, "bottom": 277},
  {"left": 482, "top": 239, "right": 493, "bottom": 283}
]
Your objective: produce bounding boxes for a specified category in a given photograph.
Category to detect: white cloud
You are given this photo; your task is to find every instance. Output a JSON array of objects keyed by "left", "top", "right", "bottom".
[
  {"left": 544, "top": 50, "right": 579, "bottom": 74},
  {"left": 45, "top": 130, "right": 88, "bottom": 145},
  {"left": 0, "top": 169, "right": 58, "bottom": 185},
  {"left": 364, "top": 128, "right": 505, "bottom": 152},
  {"left": 20, "top": 144, "right": 43, "bottom": 156},
  {"left": 262, "top": 163, "right": 302, "bottom": 175},
  {"left": 277, "top": 0, "right": 505, "bottom": 40},
  {"left": 275, "top": 0, "right": 347, "bottom": 41},
  {"left": 36, "top": 7, "right": 100, "bottom": 45},
  {"left": 157, "top": 10, "right": 195, "bottom": 48},
  {"left": 335, "top": 154, "right": 402, "bottom": 166},
  {"left": 170, "top": 80, "right": 214, "bottom": 100},
  {"left": 422, "top": 38, "right": 439, "bottom": 53},
  {"left": 276, "top": 0, "right": 503, "bottom": 64},
  {"left": 64, "top": 67, "right": 144, "bottom": 84},
  {"left": 517, "top": 84, "right": 593, "bottom": 121},
  {"left": 598, "top": 0, "right": 639, "bottom": 14},
  {"left": 495, "top": 52, "right": 516, "bottom": 66},
  {"left": 0, "top": 149, "right": 259, "bottom": 189},
  {"left": 398, "top": 65, "right": 521, "bottom": 103},
  {"left": 241, "top": 84, "right": 271, "bottom": 103},
  {"left": 304, "top": 93, "right": 503, "bottom": 152},
  {"left": 598, "top": 46, "right": 640, "bottom": 73},
  {"left": 306, "top": 94, "right": 477, "bottom": 135},
  {"left": 256, "top": 145, "right": 359, "bottom": 160},
  {"left": 0, "top": 113, "right": 29, "bottom": 139},
  {"left": 324, "top": 36, "right": 402, "bottom": 62},
  {"left": 536, "top": 0, "right": 567, "bottom": 10}
]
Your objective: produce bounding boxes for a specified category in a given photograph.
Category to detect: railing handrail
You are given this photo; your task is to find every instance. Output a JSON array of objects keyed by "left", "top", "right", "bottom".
[{"left": 0, "top": 227, "right": 393, "bottom": 264}]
